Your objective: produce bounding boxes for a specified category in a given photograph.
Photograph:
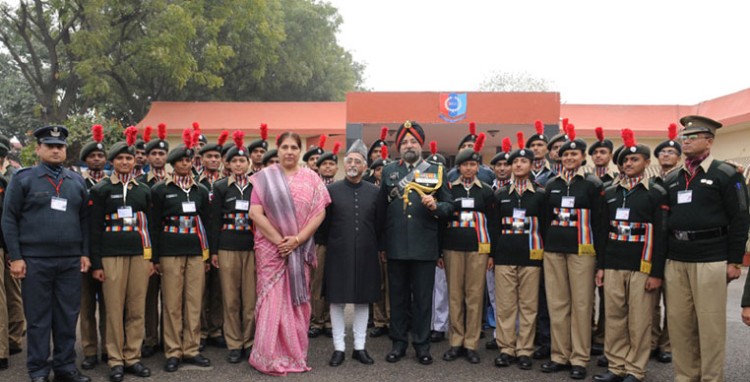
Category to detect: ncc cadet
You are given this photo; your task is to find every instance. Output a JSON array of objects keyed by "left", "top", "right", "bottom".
[
  {"left": 0, "top": 135, "right": 19, "bottom": 177},
  {"left": 364, "top": 127, "right": 389, "bottom": 184},
  {"left": 88, "top": 127, "right": 154, "bottom": 382},
  {"left": 649, "top": 123, "right": 681, "bottom": 364},
  {"left": 546, "top": 118, "right": 571, "bottom": 176},
  {"left": 0, "top": 140, "right": 9, "bottom": 370},
  {"left": 440, "top": 134, "right": 496, "bottom": 365},
  {"left": 261, "top": 149, "right": 279, "bottom": 167},
  {"left": 369, "top": 145, "right": 391, "bottom": 338},
  {"left": 150, "top": 129, "right": 212, "bottom": 372},
  {"left": 593, "top": 129, "right": 668, "bottom": 382},
  {"left": 527, "top": 120, "right": 554, "bottom": 187},
  {"left": 309, "top": 142, "right": 342, "bottom": 338},
  {"left": 378, "top": 121, "right": 453, "bottom": 365},
  {"left": 196, "top": 130, "right": 228, "bottom": 351},
  {"left": 366, "top": 156, "right": 385, "bottom": 186},
  {"left": 492, "top": 132, "right": 547, "bottom": 371},
  {"left": 247, "top": 123, "right": 269, "bottom": 175},
  {"left": 427, "top": 142, "right": 449, "bottom": 344},
  {"left": 540, "top": 124, "right": 606, "bottom": 380},
  {"left": 303, "top": 135, "right": 326, "bottom": 172},
  {"left": 663, "top": 115, "right": 749, "bottom": 382},
  {"left": 209, "top": 131, "right": 256, "bottom": 364},
  {"left": 446, "top": 122, "right": 496, "bottom": 184},
  {"left": 138, "top": 123, "right": 169, "bottom": 358},
  {"left": 484, "top": 137, "right": 513, "bottom": 351},
  {"left": 132, "top": 132, "right": 148, "bottom": 178},
  {"left": 78, "top": 125, "right": 108, "bottom": 370},
  {"left": 191, "top": 123, "right": 208, "bottom": 176},
  {"left": 3, "top": 125, "right": 92, "bottom": 382}
]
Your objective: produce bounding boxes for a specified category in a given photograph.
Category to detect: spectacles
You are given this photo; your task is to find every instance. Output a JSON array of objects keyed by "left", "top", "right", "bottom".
[
  {"left": 679, "top": 133, "right": 707, "bottom": 141},
  {"left": 344, "top": 158, "right": 365, "bottom": 165}
]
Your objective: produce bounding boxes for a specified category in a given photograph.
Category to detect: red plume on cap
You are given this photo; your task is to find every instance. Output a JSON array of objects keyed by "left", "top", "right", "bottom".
[
  {"left": 192, "top": 122, "right": 200, "bottom": 131},
  {"left": 474, "top": 133, "right": 486, "bottom": 153},
  {"left": 182, "top": 128, "right": 192, "bottom": 148},
  {"left": 217, "top": 130, "right": 229, "bottom": 146},
  {"left": 595, "top": 127, "right": 604, "bottom": 142},
  {"left": 92, "top": 124, "right": 104, "bottom": 143},
  {"left": 192, "top": 129, "right": 201, "bottom": 148},
  {"left": 381, "top": 145, "right": 389, "bottom": 160},
  {"left": 567, "top": 124, "right": 576, "bottom": 141},
  {"left": 158, "top": 123, "right": 167, "bottom": 140},
  {"left": 332, "top": 142, "right": 341, "bottom": 156},
  {"left": 668, "top": 123, "right": 678, "bottom": 141},
  {"left": 430, "top": 141, "right": 438, "bottom": 155},
  {"left": 380, "top": 126, "right": 388, "bottom": 141},
  {"left": 260, "top": 123, "right": 268, "bottom": 141},
  {"left": 143, "top": 125, "right": 153, "bottom": 143},
  {"left": 562, "top": 118, "right": 569, "bottom": 133},
  {"left": 534, "top": 120, "right": 544, "bottom": 135},
  {"left": 233, "top": 130, "right": 244, "bottom": 148},
  {"left": 502, "top": 137, "right": 512, "bottom": 153},
  {"left": 469, "top": 122, "right": 477, "bottom": 136},
  {"left": 125, "top": 126, "right": 138, "bottom": 147},
  {"left": 516, "top": 131, "right": 525, "bottom": 150},
  {"left": 318, "top": 135, "right": 327, "bottom": 150},
  {"left": 622, "top": 128, "right": 636, "bottom": 148}
]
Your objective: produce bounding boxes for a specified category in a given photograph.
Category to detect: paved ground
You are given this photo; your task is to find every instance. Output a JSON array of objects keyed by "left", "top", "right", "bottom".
[{"left": 3, "top": 272, "right": 750, "bottom": 381}]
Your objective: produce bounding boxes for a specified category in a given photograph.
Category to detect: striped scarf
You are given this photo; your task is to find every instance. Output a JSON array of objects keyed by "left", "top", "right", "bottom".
[
  {"left": 203, "top": 170, "right": 221, "bottom": 185},
  {"left": 172, "top": 174, "right": 194, "bottom": 190},
  {"left": 42, "top": 163, "right": 63, "bottom": 179},
  {"left": 513, "top": 179, "right": 529, "bottom": 195},
  {"left": 116, "top": 172, "right": 133, "bottom": 185},
  {"left": 685, "top": 153, "right": 709, "bottom": 175},
  {"left": 131, "top": 167, "right": 143, "bottom": 178},
  {"left": 493, "top": 178, "right": 511, "bottom": 190},
  {"left": 88, "top": 169, "right": 105, "bottom": 183},
  {"left": 595, "top": 166, "right": 608, "bottom": 178},
  {"left": 234, "top": 174, "right": 250, "bottom": 189},
  {"left": 321, "top": 175, "right": 335, "bottom": 185},
  {"left": 533, "top": 159, "right": 546, "bottom": 172},
  {"left": 622, "top": 175, "right": 644, "bottom": 190},
  {"left": 461, "top": 177, "right": 475, "bottom": 190},
  {"left": 151, "top": 167, "right": 167, "bottom": 181},
  {"left": 551, "top": 162, "right": 563, "bottom": 175},
  {"left": 561, "top": 168, "right": 578, "bottom": 184}
]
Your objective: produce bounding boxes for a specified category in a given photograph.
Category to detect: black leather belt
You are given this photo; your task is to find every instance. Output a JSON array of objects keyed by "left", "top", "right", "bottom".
[
  {"left": 105, "top": 218, "right": 137, "bottom": 228},
  {"left": 164, "top": 219, "right": 195, "bottom": 229},
  {"left": 672, "top": 227, "right": 728, "bottom": 241}
]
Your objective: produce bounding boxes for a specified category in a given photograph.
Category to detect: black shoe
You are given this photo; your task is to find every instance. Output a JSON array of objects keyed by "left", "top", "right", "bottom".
[
  {"left": 227, "top": 349, "right": 242, "bottom": 364},
  {"left": 329, "top": 351, "right": 345, "bottom": 367},
  {"left": 80, "top": 356, "right": 97, "bottom": 370},
  {"left": 540, "top": 360, "right": 571, "bottom": 373},
  {"left": 657, "top": 351, "right": 672, "bottom": 363},
  {"left": 533, "top": 344, "right": 551, "bottom": 360},
  {"left": 31, "top": 377, "right": 50, "bottom": 382},
  {"left": 442, "top": 346, "right": 464, "bottom": 361},
  {"left": 101, "top": 353, "right": 108, "bottom": 363},
  {"left": 124, "top": 362, "right": 150, "bottom": 378},
  {"left": 416, "top": 349, "right": 433, "bottom": 365},
  {"left": 108, "top": 366, "right": 124, "bottom": 382},
  {"left": 53, "top": 369, "right": 91, "bottom": 382},
  {"left": 385, "top": 347, "right": 406, "bottom": 363},
  {"left": 517, "top": 355, "right": 533, "bottom": 370},
  {"left": 465, "top": 350, "right": 480, "bottom": 364},
  {"left": 199, "top": 338, "right": 207, "bottom": 352},
  {"left": 0, "top": 358, "right": 7, "bottom": 370},
  {"left": 164, "top": 357, "right": 180, "bottom": 372},
  {"left": 429, "top": 330, "right": 445, "bottom": 343},
  {"left": 485, "top": 339, "right": 498, "bottom": 350},
  {"left": 352, "top": 349, "right": 374, "bottom": 365},
  {"left": 570, "top": 365, "right": 586, "bottom": 380},
  {"left": 479, "top": 331, "right": 486, "bottom": 339},
  {"left": 324, "top": 328, "right": 333, "bottom": 338},
  {"left": 597, "top": 356, "right": 609, "bottom": 367},
  {"left": 9, "top": 345, "right": 22, "bottom": 355},
  {"left": 140, "top": 345, "right": 157, "bottom": 359},
  {"left": 494, "top": 353, "right": 515, "bottom": 367},
  {"left": 183, "top": 354, "right": 211, "bottom": 367},
  {"left": 208, "top": 336, "right": 228, "bottom": 349},
  {"left": 591, "top": 342, "right": 604, "bottom": 356},
  {"left": 369, "top": 326, "right": 388, "bottom": 338},
  {"left": 308, "top": 327, "right": 323, "bottom": 338},
  {"left": 593, "top": 371, "right": 625, "bottom": 382},
  {"left": 622, "top": 374, "right": 642, "bottom": 382}
]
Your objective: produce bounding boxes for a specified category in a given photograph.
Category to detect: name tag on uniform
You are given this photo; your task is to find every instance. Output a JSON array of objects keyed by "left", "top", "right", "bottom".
[
  {"left": 615, "top": 208, "right": 630, "bottom": 220},
  {"left": 513, "top": 208, "right": 526, "bottom": 219},
  {"left": 561, "top": 196, "right": 576, "bottom": 208},
  {"left": 460, "top": 198, "right": 475, "bottom": 208},
  {"left": 182, "top": 201, "right": 197, "bottom": 213},
  {"left": 677, "top": 190, "right": 692, "bottom": 204},
  {"left": 117, "top": 206, "right": 133, "bottom": 218},
  {"left": 235, "top": 200, "right": 249, "bottom": 211},
  {"left": 51, "top": 197, "right": 68, "bottom": 212},
  {"left": 209, "top": 192, "right": 214, "bottom": 202}
]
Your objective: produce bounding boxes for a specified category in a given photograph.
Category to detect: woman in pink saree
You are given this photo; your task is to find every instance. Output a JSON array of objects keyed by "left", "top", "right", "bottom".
[{"left": 248, "top": 132, "right": 331, "bottom": 375}]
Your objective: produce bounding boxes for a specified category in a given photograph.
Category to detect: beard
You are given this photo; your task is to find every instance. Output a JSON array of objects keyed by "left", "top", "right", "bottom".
[{"left": 402, "top": 149, "right": 419, "bottom": 163}]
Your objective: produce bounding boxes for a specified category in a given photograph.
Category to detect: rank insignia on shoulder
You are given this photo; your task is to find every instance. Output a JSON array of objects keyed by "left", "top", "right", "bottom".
[{"left": 389, "top": 172, "right": 400, "bottom": 180}]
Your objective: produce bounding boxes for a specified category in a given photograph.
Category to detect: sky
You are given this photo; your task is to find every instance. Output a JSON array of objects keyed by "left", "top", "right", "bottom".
[{"left": 326, "top": 0, "right": 750, "bottom": 105}]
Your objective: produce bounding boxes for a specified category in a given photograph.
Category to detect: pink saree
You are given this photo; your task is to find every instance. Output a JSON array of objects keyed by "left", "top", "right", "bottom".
[{"left": 248, "top": 165, "right": 330, "bottom": 375}]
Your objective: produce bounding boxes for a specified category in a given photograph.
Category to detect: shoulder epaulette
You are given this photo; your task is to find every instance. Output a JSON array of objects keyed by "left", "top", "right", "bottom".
[
  {"left": 715, "top": 161, "right": 737, "bottom": 177},
  {"left": 664, "top": 169, "right": 681, "bottom": 185},
  {"left": 652, "top": 183, "right": 668, "bottom": 197}
]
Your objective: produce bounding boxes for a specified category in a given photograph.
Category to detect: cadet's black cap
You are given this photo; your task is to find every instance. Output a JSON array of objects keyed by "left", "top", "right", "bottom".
[
  {"left": 490, "top": 137, "right": 513, "bottom": 165},
  {"left": 107, "top": 141, "right": 135, "bottom": 162},
  {"left": 557, "top": 124, "right": 587, "bottom": 157},
  {"left": 526, "top": 120, "right": 549, "bottom": 148},
  {"left": 315, "top": 143, "right": 341, "bottom": 168},
  {"left": 303, "top": 135, "right": 327, "bottom": 162},
  {"left": 426, "top": 141, "right": 445, "bottom": 166},
  {"left": 617, "top": 129, "right": 651, "bottom": 166},
  {"left": 457, "top": 122, "right": 478, "bottom": 150},
  {"left": 34, "top": 125, "right": 69, "bottom": 145},
  {"left": 455, "top": 133, "right": 486, "bottom": 166},
  {"left": 368, "top": 126, "right": 389, "bottom": 161},
  {"left": 261, "top": 149, "right": 278, "bottom": 165},
  {"left": 654, "top": 123, "right": 682, "bottom": 157},
  {"left": 679, "top": 115, "right": 722, "bottom": 136},
  {"left": 587, "top": 127, "right": 614, "bottom": 155}
]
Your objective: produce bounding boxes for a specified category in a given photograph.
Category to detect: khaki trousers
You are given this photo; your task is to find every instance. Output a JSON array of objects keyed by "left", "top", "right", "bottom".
[
  {"left": 218, "top": 250, "right": 256, "bottom": 350},
  {"left": 201, "top": 266, "right": 223, "bottom": 339},
  {"left": 603, "top": 270, "right": 656, "bottom": 380},
  {"left": 80, "top": 272, "right": 106, "bottom": 356},
  {"left": 665, "top": 260, "right": 727, "bottom": 382},
  {"left": 143, "top": 274, "right": 161, "bottom": 347},
  {"left": 0, "top": 249, "right": 7, "bottom": 358},
  {"left": 444, "top": 250, "right": 487, "bottom": 350},
  {"left": 651, "top": 288, "right": 671, "bottom": 352},
  {"left": 494, "top": 265, "right": 540, "bottom": 357},
  {"left": 373, "top": 262, "right": 390, "bottom": 328},
  {"left": 310, "top": 245, "right": 330, "bottom": 329},
  {"left": 160, "top": 256, "right": 205, "bottom": 358},
  {"left": 101, "top": 256, "right": 150, "bottom": 367},
  {"left": 4, "top": 250, "right": 24, "bottom": 349},
  {"left": 543, "top": 251, "right": 595, "bottom": 367}
]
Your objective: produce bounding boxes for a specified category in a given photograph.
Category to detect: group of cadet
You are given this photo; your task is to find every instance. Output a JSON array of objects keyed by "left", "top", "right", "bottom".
[{"left": 1, "top": 114, "right": 749, "bottom": 382}]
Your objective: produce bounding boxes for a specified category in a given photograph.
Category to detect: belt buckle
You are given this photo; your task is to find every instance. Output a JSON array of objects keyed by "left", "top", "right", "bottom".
[
  {"left": 179, "top": 219, "right": 194, "bottom": 229},
  {"left": 234, "top": 216, "right": 248, "bottom": 227},
  {"left": 512, "top": 221, "right": 525, "bottom": 230},
  {"left": 460, "top": 211, "right": 473, "bottom": 223},
  {"left": 122, "top": 217, "right": 136, "bottom": 227},
  {"left": 675, "top": 231, "right": 689, "bottom": 241},
  {"left": 617, "top": 226, "right": 631, "bottom": 236},
  {"left": 558, "top": 211, "right": 571, "bottom": 222}
]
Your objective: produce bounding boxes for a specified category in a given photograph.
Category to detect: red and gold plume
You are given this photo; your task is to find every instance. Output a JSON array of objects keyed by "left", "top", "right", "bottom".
[
  {"left": 217, "top": 130, "right": 229, "bottom": 146},
  {"left": 125, "top": 126, "right": 138, "bottom": 147},
  {"left": 143, "top": 125, "right": 153, "bottom": 143},
  {"left": 92, "top": 124, "right": 104, "bottom": 143},
  {"left": 502, "top": 137, "right": 512, "bottom": 153},
  {"left": 158, "top": 123, "right": 167, "bottom": 140}
]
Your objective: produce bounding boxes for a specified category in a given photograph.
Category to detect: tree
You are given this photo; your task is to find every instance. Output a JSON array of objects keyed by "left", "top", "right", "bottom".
[
  {"left": 479, "top": 71, "right": 555, "bottom": 92},
  {"left": 0, "top": 52, "right": 41, "bottom": 144}
]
